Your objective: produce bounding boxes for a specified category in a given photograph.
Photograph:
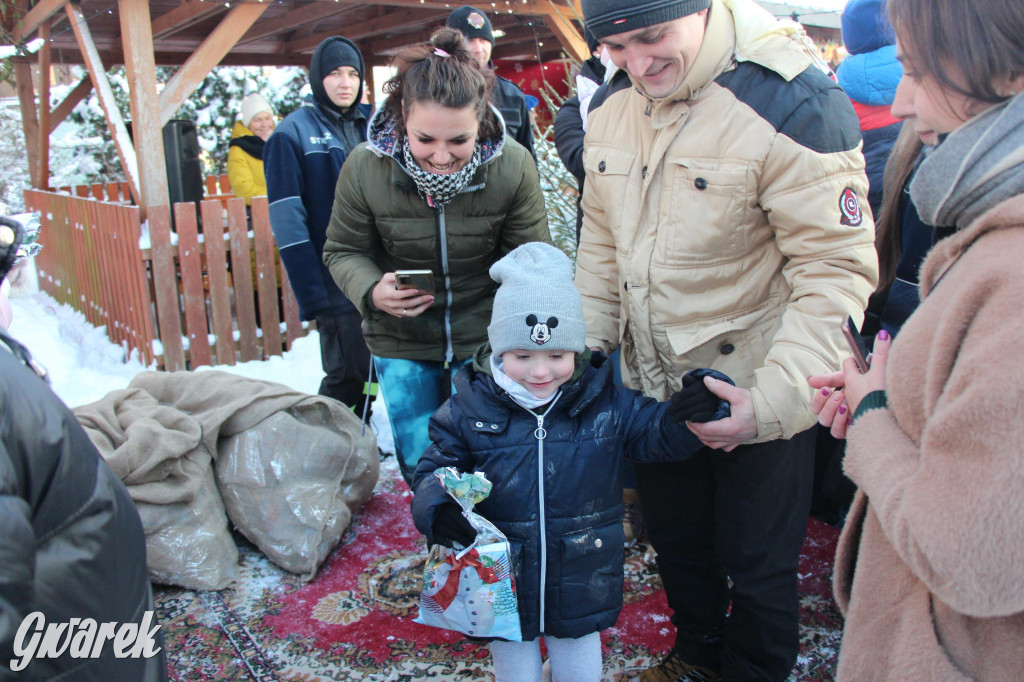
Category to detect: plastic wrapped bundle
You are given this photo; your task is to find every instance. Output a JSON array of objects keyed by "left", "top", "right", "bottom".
[
  {"left": 137, "top": 464, "right": 239, "bottom": 590},
  {"left": 216, "top": 401, "right": 379, "bottom": 579}
]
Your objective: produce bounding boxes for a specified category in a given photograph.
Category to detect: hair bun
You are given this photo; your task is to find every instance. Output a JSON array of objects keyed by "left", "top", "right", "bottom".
[{"left": 431, "top": 26, "right": 470, "bottom": 60}]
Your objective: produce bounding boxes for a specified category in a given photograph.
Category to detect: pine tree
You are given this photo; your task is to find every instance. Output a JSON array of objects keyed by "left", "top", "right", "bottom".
[
  {"left": 58, "top": 64, "right": 307, "bottom": 186},
  {"left": 530, "top": 52, "right": 583, "bottom": 264}
]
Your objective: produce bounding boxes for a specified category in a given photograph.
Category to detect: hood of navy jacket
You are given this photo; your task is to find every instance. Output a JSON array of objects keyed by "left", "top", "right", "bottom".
[{"left": 837, "top": 45, "right": 903, "bottom": 107}]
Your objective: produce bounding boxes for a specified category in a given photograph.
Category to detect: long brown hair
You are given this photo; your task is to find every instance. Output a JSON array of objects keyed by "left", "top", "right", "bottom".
[
  {"left": 888, "top": 0, "right": 1024, "bottom": 106},
  {"left": 380, "top": 27, "right": 501, "bottom": 141},
  {"left": 874, "top": 124, "right": 923, "bottom": 291}
]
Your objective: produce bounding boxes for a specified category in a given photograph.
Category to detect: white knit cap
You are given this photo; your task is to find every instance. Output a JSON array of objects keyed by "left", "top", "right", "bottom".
[
  {"left": 240, "top": 93, "right": 274, "bottom": 128},
  {"left": 487, "top": 242, "right": 586, "bottom": 357}
]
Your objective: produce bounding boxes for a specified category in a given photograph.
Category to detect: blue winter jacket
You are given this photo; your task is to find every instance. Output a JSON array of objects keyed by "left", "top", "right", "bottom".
[
  {"left": 837, "top": 46, "right": 904, "bottom": 219},
  {"left": 264, "top": 94, "right": 371, "bottom": 320},
  {"left": 411, "top": 348, "right": 705, "bottom": 640}
]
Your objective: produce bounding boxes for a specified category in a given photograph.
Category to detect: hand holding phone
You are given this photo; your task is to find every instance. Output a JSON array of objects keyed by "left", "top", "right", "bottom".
[
  {"left": 394, "top": 269, "right": 435, "bottom": 295},
  {"left": 841, "top": 315, "right": 871, "bottom": 373}
]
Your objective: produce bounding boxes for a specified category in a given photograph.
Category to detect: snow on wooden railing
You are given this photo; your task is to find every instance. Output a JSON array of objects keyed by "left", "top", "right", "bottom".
[{"left": 55, "top": 174, "right": 234, "bottom": 205}]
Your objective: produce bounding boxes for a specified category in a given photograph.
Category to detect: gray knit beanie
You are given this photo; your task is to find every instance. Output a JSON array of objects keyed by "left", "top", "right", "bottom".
[
  {"left": 487, "top": 243, "right": 586, "bottom": 357},
  {"left": 582, "top": 0, "right": 711, "bottom": 40}
]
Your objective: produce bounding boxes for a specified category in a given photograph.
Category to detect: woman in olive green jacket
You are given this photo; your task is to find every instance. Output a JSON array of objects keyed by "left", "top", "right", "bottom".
[{"left": 323, "top": 28, "right": 550, "bottom": 484}]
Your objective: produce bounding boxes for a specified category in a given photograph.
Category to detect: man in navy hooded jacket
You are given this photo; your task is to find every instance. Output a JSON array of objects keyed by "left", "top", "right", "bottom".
[{"left": 265, "top": 37, "right": 375, "bottom": 416}]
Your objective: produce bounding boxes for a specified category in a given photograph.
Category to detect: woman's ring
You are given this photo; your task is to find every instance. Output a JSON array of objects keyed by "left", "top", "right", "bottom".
[{"left": 402, "top": 308, "right": 408, "bottom": 317}]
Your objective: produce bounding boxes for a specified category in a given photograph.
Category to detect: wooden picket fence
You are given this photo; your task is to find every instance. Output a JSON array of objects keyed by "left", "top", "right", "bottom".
[
  {"left": 24, "top": 185, "right": 307, "bottom": 371},
  {"left": 56, "top": 173, "right": 233, "bottom": 205}
]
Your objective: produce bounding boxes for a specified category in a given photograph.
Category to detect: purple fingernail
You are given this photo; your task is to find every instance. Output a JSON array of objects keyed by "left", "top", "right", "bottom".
[
  {"left": 878, "top": 329, "right": 890, "bottom": 341},
  {"left": 821, "top": 388, "right": 830, "bottom": 396},
  {"left": 838, "top": 405, "right": 847, "bottom": 415}
]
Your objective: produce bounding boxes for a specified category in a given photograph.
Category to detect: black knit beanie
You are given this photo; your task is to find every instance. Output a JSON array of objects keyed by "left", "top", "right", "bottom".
[
  {"left": 309, "top": 36, "right": 364, "bottom": 114},
  {"left": 446, "top": 6, "right": 494, "bottom": 44},
  {"left": 582, "top": 0, "right": 711, "bottom": 39}
]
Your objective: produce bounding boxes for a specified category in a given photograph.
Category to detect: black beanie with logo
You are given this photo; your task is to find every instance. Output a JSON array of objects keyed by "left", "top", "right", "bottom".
[{"left": 446, "top": 6, "right": 494, "bottom": 44}]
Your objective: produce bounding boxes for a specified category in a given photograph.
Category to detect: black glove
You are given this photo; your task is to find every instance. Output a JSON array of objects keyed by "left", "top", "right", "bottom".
[
  {"left": 431, "top": 503, "right": 477, "bottom": 548},
  {"left": 667, "top": 369, "right": 735, "bottom": 423},
  {"left": 667, "top": 374, "right": 721, "bottom": 423}
]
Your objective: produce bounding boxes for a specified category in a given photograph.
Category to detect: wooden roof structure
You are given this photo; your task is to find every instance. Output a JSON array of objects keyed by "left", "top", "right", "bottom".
[{"left": 3, "top": 0, "right": 586, "bottom": 215}]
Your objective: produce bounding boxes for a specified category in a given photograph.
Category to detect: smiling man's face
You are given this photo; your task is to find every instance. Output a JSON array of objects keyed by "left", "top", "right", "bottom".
[{"left": 601, "top": 11, "right": 709, "bottom": 99}]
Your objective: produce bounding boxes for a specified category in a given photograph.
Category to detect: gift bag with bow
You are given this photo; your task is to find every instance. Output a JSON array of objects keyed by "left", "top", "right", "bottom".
[{"left": 414, "top": 468, "right": 522, "bottom": 641}]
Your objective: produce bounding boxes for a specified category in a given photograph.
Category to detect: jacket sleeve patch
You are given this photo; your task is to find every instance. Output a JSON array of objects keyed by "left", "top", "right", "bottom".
[{"left": 839, "top": 187, "right": 864, "bottom": 226}]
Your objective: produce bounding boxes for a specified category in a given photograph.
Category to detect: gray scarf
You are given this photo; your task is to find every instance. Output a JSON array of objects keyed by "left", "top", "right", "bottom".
[
  {"left": 401, "top": 137, "right": 482, "bottom": 209},
  {"left": 910, "top": 91, "right": 1024, "bottom": 230}
]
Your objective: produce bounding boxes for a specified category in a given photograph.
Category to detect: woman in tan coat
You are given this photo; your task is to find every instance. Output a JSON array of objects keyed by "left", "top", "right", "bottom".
[{"left": 808, "top": 0, "right": 1024, "bottom": 679}]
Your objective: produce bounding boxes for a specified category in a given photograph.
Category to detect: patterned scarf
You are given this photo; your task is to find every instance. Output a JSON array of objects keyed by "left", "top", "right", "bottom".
[
  {"left": 910, "top": 90, "right": 1024, "bottom": 230},
  {"left": 400, "top": 137, "right": 483, "bottom": 209}
]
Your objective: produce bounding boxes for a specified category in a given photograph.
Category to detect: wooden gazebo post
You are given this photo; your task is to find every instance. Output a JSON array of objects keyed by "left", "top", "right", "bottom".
[{"left": 117, "top": 0, "right": 168, "bottom": 213}]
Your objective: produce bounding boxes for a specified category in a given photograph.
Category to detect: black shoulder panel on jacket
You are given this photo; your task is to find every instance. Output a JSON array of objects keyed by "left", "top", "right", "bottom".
[
  {"left": 586, "top": 69, "right": 632, "bottom": 117},
  {"left": 715, "top": 61, "right": 862, "bottom": 154}
]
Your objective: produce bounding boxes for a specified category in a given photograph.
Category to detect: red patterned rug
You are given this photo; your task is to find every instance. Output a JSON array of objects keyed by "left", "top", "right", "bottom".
[{"left": 154, "top": 459, "right": 843, "bottom": 680}]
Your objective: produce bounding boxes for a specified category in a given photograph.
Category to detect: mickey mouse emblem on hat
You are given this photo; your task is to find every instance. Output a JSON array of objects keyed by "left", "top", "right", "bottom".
[{"left": 526, "top": 315, "right": 558, "bottom": 345}]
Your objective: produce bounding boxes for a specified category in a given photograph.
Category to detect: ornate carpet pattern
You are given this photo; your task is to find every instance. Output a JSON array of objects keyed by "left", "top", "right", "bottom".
[{"left": 155, "top": 460, "right": 843, "bottom": 680}]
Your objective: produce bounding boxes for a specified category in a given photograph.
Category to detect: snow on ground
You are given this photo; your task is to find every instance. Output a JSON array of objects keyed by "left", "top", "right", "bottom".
[{"left": 5, "top": 287, "right": 395, "bottom": 455}]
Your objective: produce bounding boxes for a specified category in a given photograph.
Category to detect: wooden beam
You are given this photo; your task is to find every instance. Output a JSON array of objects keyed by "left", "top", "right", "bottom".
[
  {"left": 37, "top": 21, "right": 51, "bottom": 189},
  {"left": 328, "top": 0, "right": 576, "bottom": 19},
  {"left": 117, "top": 0, "right": 164, "bottom": 210},
  {"left": 158, "top": 2, "right": 270, "bottom": 125},
  {"left": 13, "top": 63, "right": 40, "bottom": 188},
  {"left": 48, "top": 77, "right": 92, "bottom": 133},
  {"left": 151, "top": 0, "right": 226, "bottom": 40},
  {"left": 284, "top": 6, "right": 438, "bottom": 54},
  {"left": 12, "top": 0, "right": 65, "bottom": 42},
  {"left": 12, "top": 48, "right": 313, "bottom": 68},
  {"left": 539, "top": 5, "right": 587, "bottom": 62},
  {"left": 360, "top": 21, "right": 544, "bottom": 62},
  {"left": 66, "top": 2, "right": 141, "bottom": 205},
  {"left": 237, "top": 1, "right": 359, "bottom": 47}
]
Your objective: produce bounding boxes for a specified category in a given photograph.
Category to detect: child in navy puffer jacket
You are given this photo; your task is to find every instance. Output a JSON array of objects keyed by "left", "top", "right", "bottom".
[{"left": 411, "top": 242, "right": 727, "bottom": 681}]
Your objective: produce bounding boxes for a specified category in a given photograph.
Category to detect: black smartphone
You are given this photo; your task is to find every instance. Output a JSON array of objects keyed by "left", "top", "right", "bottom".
[
  {"left": 841, "top": 315, "right": 871, "bottom": 373},
  {"left": 394, "top": 269, "right": 435, "bottom": 295}
]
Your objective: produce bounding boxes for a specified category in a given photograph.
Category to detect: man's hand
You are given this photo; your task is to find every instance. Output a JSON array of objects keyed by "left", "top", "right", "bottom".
[{"left": 685, "top": 378, "right": 758, "bottom": 451}]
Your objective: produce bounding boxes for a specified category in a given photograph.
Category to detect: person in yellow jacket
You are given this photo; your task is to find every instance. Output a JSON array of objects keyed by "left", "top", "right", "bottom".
[{"left": 227, "top": 93, "right": 275, "bottom": 204}]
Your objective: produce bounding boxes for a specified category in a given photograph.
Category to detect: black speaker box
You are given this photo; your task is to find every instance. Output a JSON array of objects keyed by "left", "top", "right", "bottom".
[
  {"left": 162, "top": 119, "right": 204, "bottom": 207},
  {"left": 127, "top": 118, "right": 204, "bottom": 209}
]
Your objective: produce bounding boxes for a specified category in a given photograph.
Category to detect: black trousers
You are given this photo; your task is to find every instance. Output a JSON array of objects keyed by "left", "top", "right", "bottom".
[
  {"left": 316, "top": 311, "right": 375, "bottom": 420},
  {"left": 633, "top": 428, "right": 816, "bottom": 682}
]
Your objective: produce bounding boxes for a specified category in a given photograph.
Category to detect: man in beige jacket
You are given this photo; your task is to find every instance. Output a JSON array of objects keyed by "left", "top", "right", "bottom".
[{"left": 576, "top": 0, "right": 878, "bottom": 680}]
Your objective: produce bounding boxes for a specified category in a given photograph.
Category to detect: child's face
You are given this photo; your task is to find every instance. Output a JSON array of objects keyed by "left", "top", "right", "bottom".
[{"left": 501, "top": 349, "right": 576, "bottom": 399}]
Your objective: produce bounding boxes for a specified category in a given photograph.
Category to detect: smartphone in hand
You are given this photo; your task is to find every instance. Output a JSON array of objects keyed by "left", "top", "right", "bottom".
[
  {"left": 394, "top": 269, "right": 435, "bottom": 295},
  {"left": 841, "top": 315, "right": 871, "bottom": 373}
]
